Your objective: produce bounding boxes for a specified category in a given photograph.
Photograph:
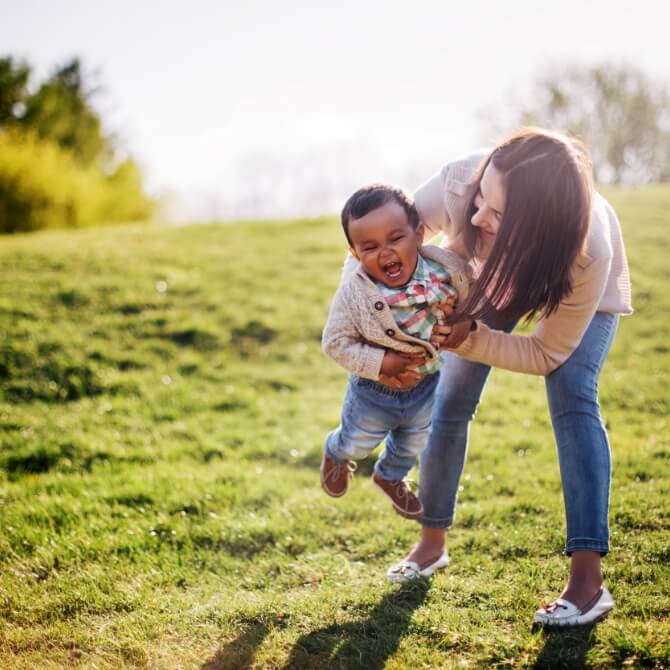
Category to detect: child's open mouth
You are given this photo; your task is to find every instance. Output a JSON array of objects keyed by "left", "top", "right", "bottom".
[{"left": 383, "top": 261, "right": 403, "bottom": 280}]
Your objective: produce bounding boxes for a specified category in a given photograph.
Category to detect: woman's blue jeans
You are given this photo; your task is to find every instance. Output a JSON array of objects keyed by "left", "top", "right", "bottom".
[{"left": 419, "top": 311, "right": 619, "bottom": 555}]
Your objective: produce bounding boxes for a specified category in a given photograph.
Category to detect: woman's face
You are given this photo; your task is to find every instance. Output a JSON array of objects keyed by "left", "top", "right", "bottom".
[{"left": 471, "top": 163, "right": 506, "bottom": 259}]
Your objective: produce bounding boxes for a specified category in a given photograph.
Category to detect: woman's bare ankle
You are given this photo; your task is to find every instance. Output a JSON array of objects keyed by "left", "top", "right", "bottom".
[
  {"left": 406, "top": 528, "right": 446, "bottom": 565},
  {"left": 559, "top": 551, "right": 604, "bottom": 609}
]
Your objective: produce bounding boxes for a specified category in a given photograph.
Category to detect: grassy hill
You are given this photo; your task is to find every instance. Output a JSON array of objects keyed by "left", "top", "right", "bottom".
[{"left": 1, "top": 188, "right": 669, "bottom": 669}]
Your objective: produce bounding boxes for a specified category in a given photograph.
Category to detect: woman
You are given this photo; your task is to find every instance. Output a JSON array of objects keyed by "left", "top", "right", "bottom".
[{"left": 384, "top": 128, "right": 632, "bottom": 626}]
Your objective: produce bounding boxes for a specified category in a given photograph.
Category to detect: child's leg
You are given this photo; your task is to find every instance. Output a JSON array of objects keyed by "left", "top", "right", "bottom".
[
  {"left": 374, "top": 373, "right": 439, "bottom": 481},
  {"left": 371, "top": 374, "right": 440, "bottom": 518},
  {"left": 324, "top": 378, "right": 392, "bottom": 464},
  {"left": 322, "top": 378, "right": 398, "bottom": 498}
]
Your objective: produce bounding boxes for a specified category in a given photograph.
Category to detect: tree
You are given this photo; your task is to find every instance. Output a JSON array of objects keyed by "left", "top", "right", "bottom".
[
  {"left": 484, "top": 63, "right": 670, "bottom": 184},
  {"left": 0, "top": 55, "right": 153, "bottom": 232},
  {"left": 0, "top": 56, "right": 30, "bottom": 125},
  {"left": 20, "top": 58, "right": 108, "bottom": 166}
]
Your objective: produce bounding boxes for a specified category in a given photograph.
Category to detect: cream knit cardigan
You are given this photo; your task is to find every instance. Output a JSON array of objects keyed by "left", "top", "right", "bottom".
[
  {"left": 322, "top": 246, "right": 471, "bottom": 381},
  {"left": 413, "top": 151, "right": 633, "bottom": 376}
]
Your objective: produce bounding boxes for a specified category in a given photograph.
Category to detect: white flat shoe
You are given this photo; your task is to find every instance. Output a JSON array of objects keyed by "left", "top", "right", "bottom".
[
  {"left": 534, "top": 586, "right": 614, "bottom": 626},
  {"left": 386, "top": 551, "right": 450, "bottom": 584}
]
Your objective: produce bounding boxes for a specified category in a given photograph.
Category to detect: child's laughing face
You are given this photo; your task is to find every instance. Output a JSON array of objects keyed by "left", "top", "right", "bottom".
[{"left": 348, "top": 201, "right": 423, "bottom": 287}]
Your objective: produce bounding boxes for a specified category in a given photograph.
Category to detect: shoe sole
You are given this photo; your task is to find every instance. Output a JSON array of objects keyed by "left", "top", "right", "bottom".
[
  {"left": 372, "top": 478, "right": 423, "bottom": 519},
  {"left": 320, "top": 476, "right": 347, "bottom": 498},
  {"left": 392, "top": 504, "right": 424, "bottom": 521},
  {"left": 532, "top": 610, "right": 612, "bottom": 629},
  {"left": 386, "top": 553, "right": 450, "bottom": 584},
  {"left": 533, "top": 603, "right": 614, "bottom": 628},
  {"left": 578, "top": 608, "right": 613, "bottom": 625}
]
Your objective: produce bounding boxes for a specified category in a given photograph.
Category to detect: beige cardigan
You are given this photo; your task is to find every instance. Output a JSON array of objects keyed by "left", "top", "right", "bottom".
[
  {"left": 322, "top": 246, "right": 471, "bottom": 381},
  {"left": 414, "top": 151, "right": 633, "bottom": 376}
]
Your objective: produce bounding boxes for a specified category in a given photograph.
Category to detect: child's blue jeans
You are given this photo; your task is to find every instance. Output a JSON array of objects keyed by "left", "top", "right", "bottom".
[
  {"left": 418, "top": 311, "right": 619, "bottom": 555},
  {"left": 325, "top": 372, "right": 440, "bottom": 481}
]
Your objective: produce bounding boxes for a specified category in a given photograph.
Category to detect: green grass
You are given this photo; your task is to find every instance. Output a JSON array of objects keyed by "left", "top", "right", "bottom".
[{"left": 1, "top": 187, "right": 669, "bottom": 669}]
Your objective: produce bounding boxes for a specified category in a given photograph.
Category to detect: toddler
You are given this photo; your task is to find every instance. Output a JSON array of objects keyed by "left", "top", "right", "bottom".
[{"left": 321, "top": 184, "right": 470, "bottom": 518}]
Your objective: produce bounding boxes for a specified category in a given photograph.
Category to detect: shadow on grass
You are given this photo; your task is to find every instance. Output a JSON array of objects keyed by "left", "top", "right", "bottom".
[
  {"left": 532, "top": 624, "right": 597, "bottom": 670},
  {"left": 282, "top": 580, "right": 430, "bottom": 669},
  {"left": 202, "top": 620, "right": 274, "bottom": 670},
  {"left": 201, "top": 581, "right": 429, "bottom": 670}
]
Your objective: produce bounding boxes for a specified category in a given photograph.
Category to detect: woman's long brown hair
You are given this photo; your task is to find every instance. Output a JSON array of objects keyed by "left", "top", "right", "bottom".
[{"left": 457, "top": 128, "right": 593, "bottom": 326}]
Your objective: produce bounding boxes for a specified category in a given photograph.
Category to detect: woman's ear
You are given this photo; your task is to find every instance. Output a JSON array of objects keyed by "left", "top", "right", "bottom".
[{"left": 350, "top": 247, "right": 359, "bottom": 259}]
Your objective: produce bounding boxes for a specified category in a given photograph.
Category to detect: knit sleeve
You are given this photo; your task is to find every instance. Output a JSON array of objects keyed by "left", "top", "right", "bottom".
[{"left": 321, "top": 287, "right": 386, "bottom": 380}]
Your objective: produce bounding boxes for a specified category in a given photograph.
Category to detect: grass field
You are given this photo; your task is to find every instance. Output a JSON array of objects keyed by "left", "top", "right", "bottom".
[{"left": 1, "top": 186, "right": 669, "bottom": 669}]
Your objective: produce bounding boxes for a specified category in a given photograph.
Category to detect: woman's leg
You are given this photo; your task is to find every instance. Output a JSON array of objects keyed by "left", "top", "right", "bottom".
[
  {"left": 404, "top": 352, "right": 499, "bottom": 565},
  {"left": 545, "top": 312, "right": 619, "bottom": 607},
  {"left": 403, "top": 319, "right": 517, "bottom": 567}
]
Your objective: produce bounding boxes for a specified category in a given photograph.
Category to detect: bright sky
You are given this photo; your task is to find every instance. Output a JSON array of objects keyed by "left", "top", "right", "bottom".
[{"left": 2, "top": 0, "right": 669, "bottom": 220}]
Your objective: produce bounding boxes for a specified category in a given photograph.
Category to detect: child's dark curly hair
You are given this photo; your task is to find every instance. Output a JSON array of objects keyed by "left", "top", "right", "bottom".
[{"left": 341, "top": 184, "right": 420, "bottom": 246}]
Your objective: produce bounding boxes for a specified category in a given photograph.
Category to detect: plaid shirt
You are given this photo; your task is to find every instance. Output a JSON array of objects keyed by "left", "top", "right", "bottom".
[{"left": 375, "top": 255, "right": 457, "bottom": 374}]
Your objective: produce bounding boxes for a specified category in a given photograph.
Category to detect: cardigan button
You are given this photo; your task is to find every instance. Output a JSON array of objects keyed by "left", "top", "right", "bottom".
[
  {"left": 385, "top": 328, "right": 395, "bottom": 337},
  {"left": 374, "top": 301, "right": 384, "bottom": 311}
]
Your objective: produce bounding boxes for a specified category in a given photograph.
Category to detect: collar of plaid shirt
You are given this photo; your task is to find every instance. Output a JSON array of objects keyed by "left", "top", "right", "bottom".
[
  {"left": 374, "top": 255, "right": 454, "bottom": 374},
  {"left": 376, "top": 254, "right": 454, "bottom": 310}
]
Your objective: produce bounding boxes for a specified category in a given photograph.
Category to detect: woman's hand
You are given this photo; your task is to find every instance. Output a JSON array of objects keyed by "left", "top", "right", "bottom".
[
  {"left": 379, "top": 350, "right": 426, "bottom": 388},
  {"left": 431, "top": 319, "right": 474, "bottom": 350}
]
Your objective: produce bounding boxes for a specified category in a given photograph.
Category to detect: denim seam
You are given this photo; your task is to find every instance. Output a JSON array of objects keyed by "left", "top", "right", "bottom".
[
  {"left": 420, "top": 514, "right": 454, "bottom": 529},
  {"left": 565, "top": 539, "right": 609, "bottom": 555}
]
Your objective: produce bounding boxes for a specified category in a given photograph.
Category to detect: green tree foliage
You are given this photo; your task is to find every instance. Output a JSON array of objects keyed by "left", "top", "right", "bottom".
[
  {"left": 0, "top": 131, "right": 152, "bottom": 233},
  {"left": 0, "top": 55, "right": 153, "bottom": 233},
  {"left": 0, "top": 57, "right": 30, "bottom": 125},
  {"left": 518, "top": 64, "right": 670, "bottom": 184},
  {"left": 0, "top": 130, "right": 98, "bottom": 233},
  {"left": 20, "top": 58, "right": 108, "bottom": 166},
  {"left": 103, "top": 158, "right": 154, "bottom": 221}
]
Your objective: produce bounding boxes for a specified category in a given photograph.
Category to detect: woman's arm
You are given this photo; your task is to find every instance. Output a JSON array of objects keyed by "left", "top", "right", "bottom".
[
  {"left": 414, "top": 150, "right": 487, "bottom": 240},
  {"left": 414, "top": 164, "right": 452, "bottom": 236},
  {"left": 449, "top": 255, "right": 612, "bottom": 375}
]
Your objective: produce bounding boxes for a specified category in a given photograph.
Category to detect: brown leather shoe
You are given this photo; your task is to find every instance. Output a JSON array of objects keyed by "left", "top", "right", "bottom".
[
  {"left": 372, "top": 473, "right": 423, "bottom": 518},
  {"left": 320, "top": 453, "right": 356, "bottom": 497}
]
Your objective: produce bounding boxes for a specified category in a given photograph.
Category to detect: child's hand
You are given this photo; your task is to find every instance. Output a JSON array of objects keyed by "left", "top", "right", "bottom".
[
  {"left": 379, "top": 370, "right": 424, "bottom": 389},
  {"left": 380, "top": 350, "right": 426, "bottom": 378},
  {"left": 436, "top": 294, "right": 456, "bottom": 321}
]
